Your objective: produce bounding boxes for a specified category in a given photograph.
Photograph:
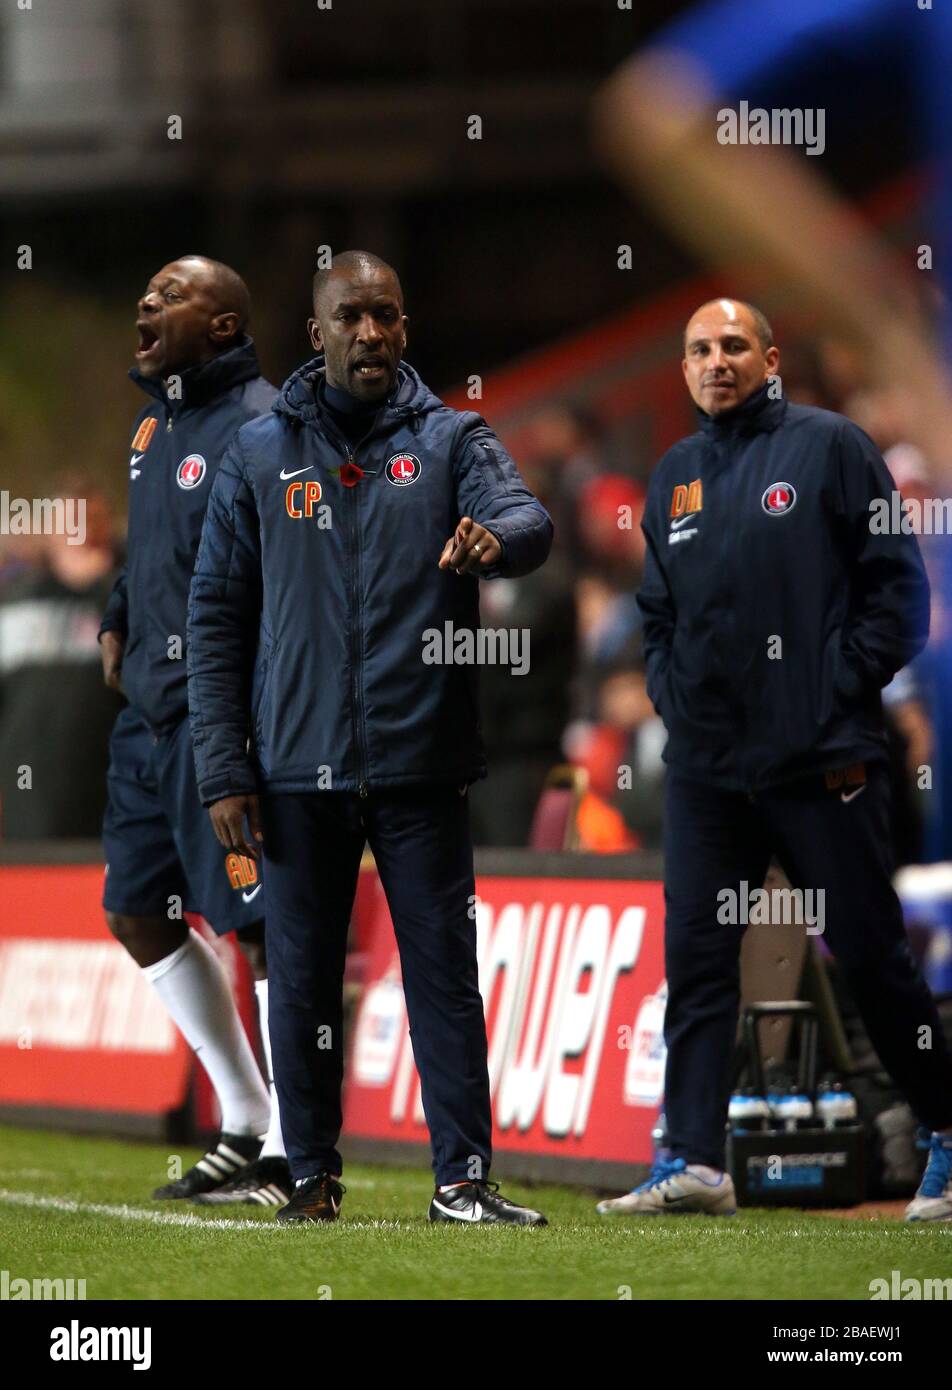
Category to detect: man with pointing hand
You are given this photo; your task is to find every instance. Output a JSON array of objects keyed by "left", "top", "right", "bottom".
[{"left": 187, "top": 250, "right": 552, "bottom": 1226}]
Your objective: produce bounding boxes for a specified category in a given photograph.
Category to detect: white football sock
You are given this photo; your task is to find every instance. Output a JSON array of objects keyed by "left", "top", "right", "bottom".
[
  {"left": 254, "top": 977, "right": 286, "bottom": 1158},
  {"left": 142, "top": 932, "right": 270, "bottom": 1137}
]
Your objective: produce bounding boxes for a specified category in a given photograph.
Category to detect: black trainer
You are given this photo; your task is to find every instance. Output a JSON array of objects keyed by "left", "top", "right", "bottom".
[
  {"left": 428, "top": 1180, "right": 548, "bottom": 1226},
  {"left": 152, "top": 1133, "right": 261, "bottom": 1200},
  {"left": 275, "top": 1170, "right": 345, "bottom": 1224},
  {"left": 191, "top": 1155, "right": 292, "bottom": 1207}
]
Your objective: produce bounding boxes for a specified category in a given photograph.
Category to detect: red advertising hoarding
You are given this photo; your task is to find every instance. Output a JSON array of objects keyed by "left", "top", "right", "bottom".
[
  {"left": 0, "top": 865, "right": 191, "bottom": 1115},
  {"left": 345, "top": 874, "right": 666, "bottom": 1172},
  {"left": 2, "top": 855, "right": 665, "bottom": 1178}
]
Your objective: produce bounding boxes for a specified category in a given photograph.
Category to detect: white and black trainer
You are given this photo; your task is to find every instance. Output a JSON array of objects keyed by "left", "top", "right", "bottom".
[
  {"left": 152, "top": 1133, "right": 262, "bottom": 1200},
  {"left": 191, "top": 1156, "right": 292, "bottom": 1207},
  {"left": 428, "top": 1180, "right": 547, "bottom": 1226}
]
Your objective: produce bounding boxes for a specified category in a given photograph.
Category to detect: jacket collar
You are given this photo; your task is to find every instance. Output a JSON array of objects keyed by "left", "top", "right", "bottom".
[
  {"left": 129, "top": 335, "right": 262, "bottom": 415},
  {"left": 273, "top": 356, "right": 442, "bottom": 435},
  {"left": 697, "top": 382, "right": 787, "bottom": 438}
]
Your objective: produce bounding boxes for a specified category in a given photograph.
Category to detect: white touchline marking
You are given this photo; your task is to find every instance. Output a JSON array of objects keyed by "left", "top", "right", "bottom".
[
  {"left": 0, "top": 1188, "right": 283, "bottom": 1232},
  {"left": 0, "top": 1189, "right": 409, "bottom": 1232}
]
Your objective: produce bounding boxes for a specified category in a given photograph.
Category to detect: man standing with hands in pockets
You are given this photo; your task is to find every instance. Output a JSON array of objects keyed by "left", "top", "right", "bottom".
[{"left": 597, "top": 298, "right": 952, "bottom": 1222}]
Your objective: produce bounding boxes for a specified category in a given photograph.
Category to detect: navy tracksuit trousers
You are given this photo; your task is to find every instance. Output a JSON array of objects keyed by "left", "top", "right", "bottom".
[
  {"left": 663, "top": 761, "right": 952, "bottom": 1169},
  {"left": 261, "top": 785, "right": 492, "bottom": 1185}
]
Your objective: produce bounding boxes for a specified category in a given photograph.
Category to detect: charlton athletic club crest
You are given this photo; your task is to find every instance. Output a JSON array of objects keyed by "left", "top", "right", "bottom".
[
  {"left": 177, "top": 454, "right": 207, "bottom": 490},
  {"left": 762, "top": 481, "right": 796, "bottom": 515},
  {"left": 386, "top": 452, "right": 422, "bottom": 486}
]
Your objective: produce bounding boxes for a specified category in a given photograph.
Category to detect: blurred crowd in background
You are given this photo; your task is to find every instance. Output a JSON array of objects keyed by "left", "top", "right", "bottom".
[{"left": 2, "top": 326, "right": 948, "bottom": 866}]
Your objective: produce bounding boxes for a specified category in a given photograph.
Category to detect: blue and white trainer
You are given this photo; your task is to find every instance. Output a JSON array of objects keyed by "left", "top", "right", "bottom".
[
  {"left": 596, "top": 1157, "right": 736, "bottom": 1216},
  {"left": 904, "top": 1133, "right": 952, "bottom": 1222}
]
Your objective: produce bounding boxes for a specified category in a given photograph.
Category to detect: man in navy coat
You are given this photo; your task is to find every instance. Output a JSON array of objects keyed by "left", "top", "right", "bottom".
[
  {"left": 188, "top": 251, "right": 553, "bottom": 1225},
  {"left": 598, "top": 298, "right": 952, "bottom": 1221}
]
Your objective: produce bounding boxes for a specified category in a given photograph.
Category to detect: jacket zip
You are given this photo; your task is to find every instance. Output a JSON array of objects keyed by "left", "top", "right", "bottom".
[
  {"left": 347, "top": 453, "right": 368, "bottom": 798},
  {"left": 324, "top": 406, "right": 392, "bottom": 798},
  {"left": 479, "top": 440, "right": 507, "bottom": 481},
  {"left": 707, "top": 436, "right": 755, "bottom": 796}
]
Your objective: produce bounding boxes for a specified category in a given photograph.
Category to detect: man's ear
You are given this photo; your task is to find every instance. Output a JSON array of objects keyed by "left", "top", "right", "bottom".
[
  {"left": 401, "top": 314, "right": 409, "bottom": 351},
  {"left": 765, "top": 345, "right": 780, "bottom": 375},
  {"left": 209, "top": 312, "right": 240, "bottom": 346},
  {"left": 307, "top": 317, "right": 323, "bottom": 352}
]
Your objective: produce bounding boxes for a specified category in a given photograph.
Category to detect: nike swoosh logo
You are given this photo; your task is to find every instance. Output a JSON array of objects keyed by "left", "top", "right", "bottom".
[
  {"left": 670, "top": 514, "right": 698, "bottom": 530},
  {"left": 279, "top": 465, "right": 314, "bottom": 480},
  {"left": 431, "top": 1197, "right": 482, "bottom": 1222},
  {"left": 242, "top": 885, "right": 263, "bottom": 902},
  {"left": 662, "top": 1190, "right": 689, "bottom": 1205},
  {"left": 130, "top": 453, "right": 144, "bottom": 466},
  {"left": 840, "top": 786, "right": 866, "bottom": 804}
]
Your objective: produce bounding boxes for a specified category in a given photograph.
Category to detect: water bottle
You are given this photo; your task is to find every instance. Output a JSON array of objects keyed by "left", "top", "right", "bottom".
[
  {"left": 815, "top": 1078, "right": 858, "bottom": 1129},
  {"left": 729, "top": 1087, "right": 771, "bottom": 1133},
  {"left": 772, "top": 1085, "right": 814, "bottom": 1132}
]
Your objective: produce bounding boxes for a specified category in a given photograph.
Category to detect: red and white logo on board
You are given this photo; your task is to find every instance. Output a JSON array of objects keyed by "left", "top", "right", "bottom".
[
  {"left": 386, "top": 453, "right": 421, "bottom": 486},
  {"left": 177, "top": 454, "right": 207, "bottom": 490},
  {"left": 762, "top": 481, "right": 796, "bottom": 515}
]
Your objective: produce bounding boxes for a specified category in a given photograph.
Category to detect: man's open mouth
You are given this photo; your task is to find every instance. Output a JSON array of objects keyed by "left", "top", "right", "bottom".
[
  {"left": 353, "top": 356, "right": 386, "bottom": 380},
  {"left": 136, "top": 322, "right": 161, "bottom": 358}
]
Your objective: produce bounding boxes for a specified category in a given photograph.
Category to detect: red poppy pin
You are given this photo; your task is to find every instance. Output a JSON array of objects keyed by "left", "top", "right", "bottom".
[{"left": 329, "top": 461, "right": 377, "bottom": 487}]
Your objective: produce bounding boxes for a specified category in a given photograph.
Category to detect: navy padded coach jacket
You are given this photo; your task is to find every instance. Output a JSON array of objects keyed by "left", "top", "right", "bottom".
[
  {"left": 638, "top": 384, "right": 930, "bottom": 792},
  {"left": 187, "top": 358, "right": 553, "bottom": 803},
  {"left": 99, "top": 337, "right": 278, "bottom": 733}
]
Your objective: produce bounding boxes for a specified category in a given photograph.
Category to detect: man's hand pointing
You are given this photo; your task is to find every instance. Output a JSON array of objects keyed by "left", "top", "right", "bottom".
[{"left": 439, "top": 516, "right": 502, "bottom": 576}]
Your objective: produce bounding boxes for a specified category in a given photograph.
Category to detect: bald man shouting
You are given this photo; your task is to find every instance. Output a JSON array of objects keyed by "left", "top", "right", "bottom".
[
  {"left": 597, "top": 299, "right": 952, "bottom": 1221},
  {"left": 99, "top": 257, "right": 289, "bottom": 1207}
]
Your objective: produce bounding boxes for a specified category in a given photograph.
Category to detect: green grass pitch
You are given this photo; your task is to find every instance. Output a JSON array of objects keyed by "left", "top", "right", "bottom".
[{"left": 1, "top": 1125, "right": 949, "bottom": 1301}]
